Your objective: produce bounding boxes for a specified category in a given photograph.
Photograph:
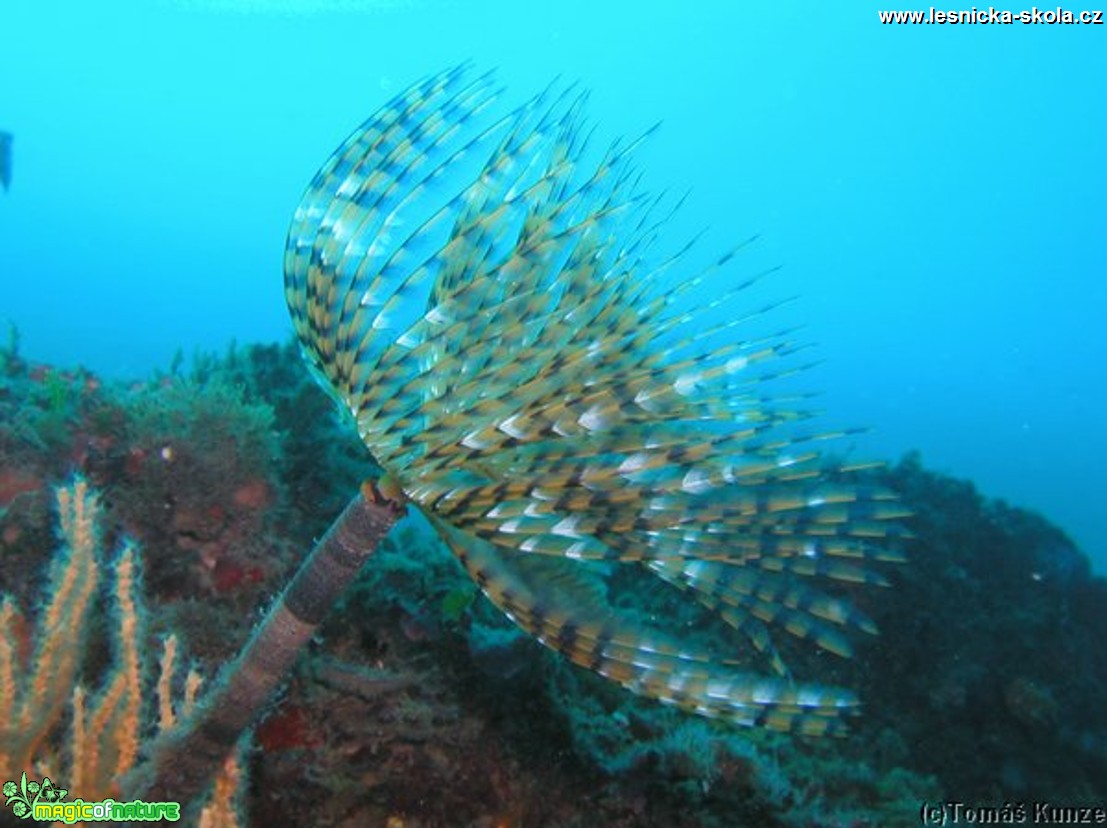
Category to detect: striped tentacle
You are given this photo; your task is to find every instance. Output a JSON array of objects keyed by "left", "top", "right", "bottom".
[{"left": 434, "top": 520, "right": 858, "bottom": 735}]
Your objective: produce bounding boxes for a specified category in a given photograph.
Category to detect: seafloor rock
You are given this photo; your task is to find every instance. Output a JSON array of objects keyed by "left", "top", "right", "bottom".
[
  {"left": 2, "top": 337, "right": 1104, "bottom": 826},
  {"left": 855, "top": 453, "right": 1107, "bottom": 802}
]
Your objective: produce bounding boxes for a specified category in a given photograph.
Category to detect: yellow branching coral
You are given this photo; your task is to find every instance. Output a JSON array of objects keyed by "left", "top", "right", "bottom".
[
  {"left": 1, "top": 478, "right": 100, "bottom": 774},
  {"left": 0, "top": 478, "right": 244, "bottom": 826}
]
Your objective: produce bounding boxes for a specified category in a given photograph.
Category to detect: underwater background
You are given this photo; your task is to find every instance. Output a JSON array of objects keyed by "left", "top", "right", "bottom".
[
  {"left": 2, "top": 3, "right": 1106, "bottom": 827},
  {"left": 2, "top": 0, "right": 1104, "bottom": 571}
]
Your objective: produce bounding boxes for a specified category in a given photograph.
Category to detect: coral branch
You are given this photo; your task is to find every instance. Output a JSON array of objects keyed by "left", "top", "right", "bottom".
[
  {"left": 0, "top": 478, "right": 247, "bottom": 825},
  {"left": 2, "top": 479, "right": 100, "bottom": 774}
]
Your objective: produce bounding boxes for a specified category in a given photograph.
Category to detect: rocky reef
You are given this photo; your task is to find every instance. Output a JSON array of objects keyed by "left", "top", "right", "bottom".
[{"left": 1, "top": 332, "right": 1103, "bottom": 827}]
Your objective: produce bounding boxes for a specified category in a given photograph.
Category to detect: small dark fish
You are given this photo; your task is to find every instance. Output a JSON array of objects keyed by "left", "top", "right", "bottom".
[{"left": 0, "top": 131, "right": 11, "bottom": 191}]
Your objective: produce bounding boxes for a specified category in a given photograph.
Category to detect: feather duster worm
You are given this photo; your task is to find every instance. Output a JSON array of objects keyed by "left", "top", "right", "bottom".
[{"left": 284, "top": 65, "right": 908, "bottom": 736}]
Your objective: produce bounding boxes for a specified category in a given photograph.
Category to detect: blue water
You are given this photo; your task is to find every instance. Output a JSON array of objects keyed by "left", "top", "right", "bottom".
[{"left": 2, "top": 1, "right": 1104, "bottom": 571}]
